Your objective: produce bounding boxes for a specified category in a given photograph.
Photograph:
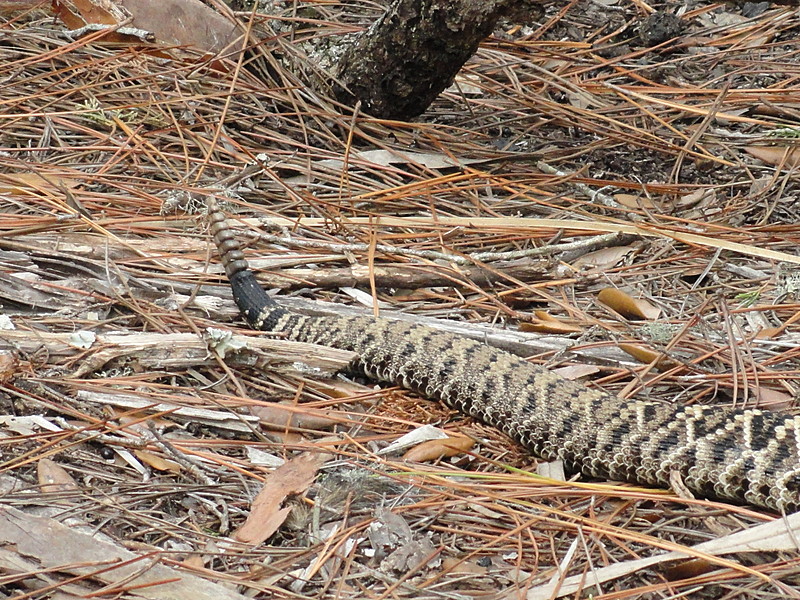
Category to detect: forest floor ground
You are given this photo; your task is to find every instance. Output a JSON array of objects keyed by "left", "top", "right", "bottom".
[{"left": 2, "top": 2, "right": 800, "bottom": 599}]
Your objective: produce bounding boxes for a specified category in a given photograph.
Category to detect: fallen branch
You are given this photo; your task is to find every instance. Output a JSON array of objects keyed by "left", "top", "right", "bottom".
[{"left": 0, "top": 329, "right": 355, "bottom": 378}]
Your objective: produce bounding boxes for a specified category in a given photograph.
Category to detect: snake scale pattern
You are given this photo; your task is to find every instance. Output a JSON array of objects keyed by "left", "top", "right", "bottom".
[{"left": 208, "top": 199, "right": 800, "bottom": 513}]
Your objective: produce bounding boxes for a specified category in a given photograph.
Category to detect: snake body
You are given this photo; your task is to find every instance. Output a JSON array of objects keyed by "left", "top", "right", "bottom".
[{"left": 208, "top": 201, "right": 800, "bottom": 512}]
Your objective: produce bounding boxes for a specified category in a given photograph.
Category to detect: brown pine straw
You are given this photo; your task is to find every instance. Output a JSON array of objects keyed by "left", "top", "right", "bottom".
[{"left": 1, "top": 4, "right": 800, "bottom": 599}]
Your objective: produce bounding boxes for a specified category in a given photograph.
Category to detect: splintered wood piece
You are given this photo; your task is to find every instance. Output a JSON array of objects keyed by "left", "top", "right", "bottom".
[{"left": 0, "top": 329, "right": 354, "bottom": 377}]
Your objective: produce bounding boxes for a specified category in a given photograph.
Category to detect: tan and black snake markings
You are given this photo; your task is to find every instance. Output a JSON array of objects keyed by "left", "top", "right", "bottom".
[{"left": 208, "top": 198, "right": 800, "bottom": 513}]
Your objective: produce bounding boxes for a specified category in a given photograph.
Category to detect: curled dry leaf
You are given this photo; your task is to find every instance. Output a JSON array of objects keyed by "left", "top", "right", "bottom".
[
  {"left": 134, "top": 450, "right": 182, "bottom": 473},
  {"left": 598, "top": 288, "right": 661, "bottom": 320},
  {"left": 250, "top": 402, "right": 339, "bottom": 431},
  {"left": 662, "top": 557, "right": 715, "bottom": 581},
  {"left": 520, "top": 311, "right": 583, "bottom": 334},
  {"left": 618, "top": 343, "right": 680, "bottom": 371},
  {"left": 402, "top": 434, "right": 474, "bottom": 462},
  {"left": 378, "top": 424, "right": 449, "bottom": 455}
]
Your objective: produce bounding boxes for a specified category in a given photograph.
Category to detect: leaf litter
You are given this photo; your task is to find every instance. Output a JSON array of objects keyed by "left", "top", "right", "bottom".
[{"left": 1, "top": 2, "right": 800, "bottom": 599}]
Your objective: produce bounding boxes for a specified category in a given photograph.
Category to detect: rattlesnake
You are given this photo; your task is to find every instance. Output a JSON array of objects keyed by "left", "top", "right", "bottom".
[{"left": 207, "top": 198, "right": 800, "bottom": 513}]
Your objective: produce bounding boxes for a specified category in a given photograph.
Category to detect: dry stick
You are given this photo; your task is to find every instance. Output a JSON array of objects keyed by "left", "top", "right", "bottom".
[
  {"left": 53, "top": 419, "right": 148, "bottom": 449},
  {"left": 64, "top": 23, "right": 155, "bottom": 43},
  {"left": 250, "top": 228, "right": 637, "bottom": 266},
  {"left": 146, "top": 422, "right": 215, "bottom": 486},
  {"left": 247, "top": 262, "right": 553, "bottom": 291},
  {"left": 536, "top": 161, "right": 624, "bottom": 211}
]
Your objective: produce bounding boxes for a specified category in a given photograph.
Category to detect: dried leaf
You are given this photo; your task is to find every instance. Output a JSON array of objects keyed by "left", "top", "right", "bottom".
[
  {"left": 310, "top": 378, "right": 371, "bottom": 399},
  {"left": 133, "top": 450, "right": 182, "bottom": 473},
  {"left": 0, "top": 506, "right": 245, "bottom": 600},
  {"left": 0, "top": 351, "right": 19, "bottom": 383},
  {"left": 345, "top": 149, "right": 483, "bottom": 170},
  {"left": 662, "top": 557, "right": 715, "bottom": 580},
  {"left": 748, "top": 176, "right": 772, "bottom": 197},
  {"left": 676, "top": 188, "right": 716, "bottom": 209},
  {"left": 442, "top": 556, "right": 490, "bottom": 576},
  {"left": 121, "top": 0, "right": 243, "bottom": 53},
  {"left": 755, "top": 326, "right": 782, "bottom": 339},
  {"left": 566, "top": 89, "right": 604, "bottom": 110},
  {"left": 245, "top": 447, "right": 285, "bottom": 468},
  {"left": 71, "top": 0, "right": 117, "bottom": 24},
  {"left": 618, "top": 343, "right": 679, "bottom": 370},
  {"left": 181, "top": 554, "right": 206, "bottom": 570},
  {"left": 0, "top": 415, "right": 60, "bottom": 435},
  {"left": 598, "top": 288, "right": 661, "bottom": 320},
  {"left": 52, "top": 0, "right": 86, "bottom": 29},
  {"left": 520, "top": 311, "right": 583, "bottom": 334},
  {"left": 234, "top": 452, "right": 328, "bottom": 545},
  {"left": 755, "top": 387, "right": 795, "bottom": 410},
  {"left": 745, "top": 146, "right": 800, "bottom": 169},
  {"left": 572, "top": 245, "right": 638, "bottom": 270},
  {"left": 614, "top": 193, "right": 659, "bottom": 210},
  {"left": 38, "top": 458, "right": 79, "bottom": 492},
  {"left": 267, "top": 430, "right": 306, "bottom": 445},
  {"left": 552, "top": 364, "right": 600, "bottom": 380},
  {"left": 250, "top": 402, "right": 339, "bottom": 431},
  {"left": 449, "top": 73, "right": 483, "bottom": 96},
  {"left": 117, "top": 413, "right": 174, "bottom": 431},
  {"left": 402, "top": 434, "right": 474, "bottom": 462},
  {"left": 378, "top": 424, "right": 449, "bottom": 455}
]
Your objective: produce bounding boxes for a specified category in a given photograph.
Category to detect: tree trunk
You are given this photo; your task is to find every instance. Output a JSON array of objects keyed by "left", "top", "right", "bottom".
[{"left": 332, "top": 0, "right": 538, "bottom": 120}]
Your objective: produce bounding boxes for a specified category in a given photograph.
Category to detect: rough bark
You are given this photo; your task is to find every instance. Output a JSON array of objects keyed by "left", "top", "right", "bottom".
[{"left": 332, "top": 0, "right": 539, "bottom": 120}]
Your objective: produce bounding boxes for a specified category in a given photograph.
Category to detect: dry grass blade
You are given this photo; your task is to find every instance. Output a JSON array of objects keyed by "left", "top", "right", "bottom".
[{"left": 529, "top": 511, "right": 800, "bottom": 599}]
